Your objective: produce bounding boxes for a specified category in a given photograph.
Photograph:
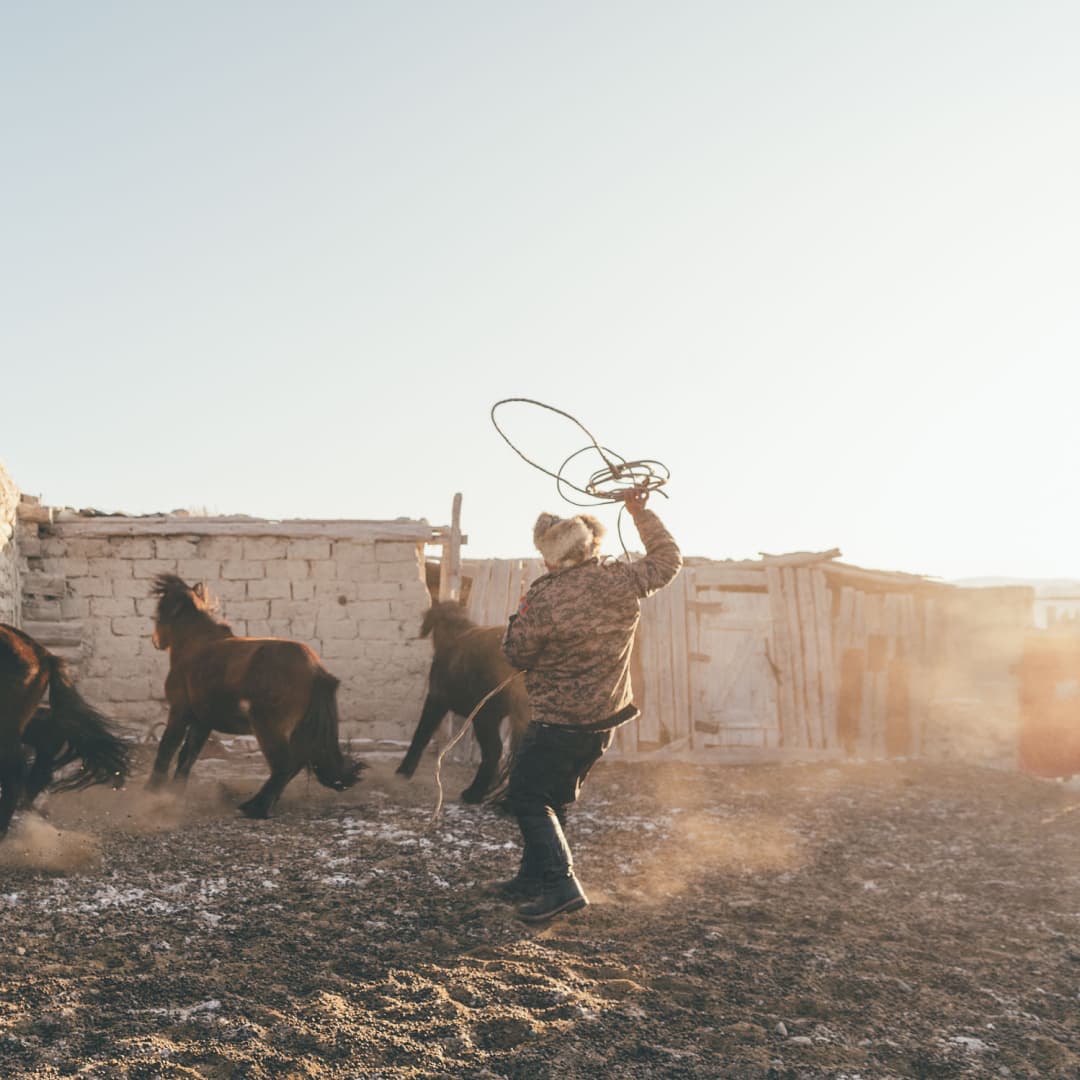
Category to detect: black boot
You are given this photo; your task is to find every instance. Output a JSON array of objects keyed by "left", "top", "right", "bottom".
[
  {"left": 514, "top": 811, "right": 588, "bottom": 923},
  {"left": 491, "top": 847, "right": 542, "bottom": 901},
  {"left": 517, "top": 875, "right": 588, "bottom": 923}
]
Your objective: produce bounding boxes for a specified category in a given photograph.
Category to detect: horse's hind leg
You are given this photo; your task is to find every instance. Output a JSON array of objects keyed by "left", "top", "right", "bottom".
[
  {"left": 460, "top": 702, "right": 505, "bottom": 804},
  {"left": 238, "top": 761, "right": 301, "bottom": 820},
  {"left": 0, "top": 751, "right": 27, "bottom": 837},
  {"left": 19, "top": 710, "right": 60, "bottom": 810},
  {"left": 239, "top": 718, "right": 300, "bottom": 819},
  {"left": 173, "top": 724, "right": 211, "bottom": 785},
  {"left": 147, "top": 707, "right": 190, "bottom": 790},
  {"left": 20, "top": 752, "right": 55, "bottom": 811},
  {"left": 396, "top": 694, "right": 449, "bottom": 779}
]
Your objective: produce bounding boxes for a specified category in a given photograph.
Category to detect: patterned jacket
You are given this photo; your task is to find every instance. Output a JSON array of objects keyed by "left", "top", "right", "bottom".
[{"left": 502, "top": 509, "right": 682, "bottom": 728}]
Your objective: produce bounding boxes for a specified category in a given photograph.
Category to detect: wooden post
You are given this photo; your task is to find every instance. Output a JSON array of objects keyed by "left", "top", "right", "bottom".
[
  {"left": 781, "top": 567, "right": 809, "bottom": 748},
  {"left": 813, "top": 569, "right": 838, "bottom": 750},
  {"left": 766, "top": 566, "right": 797, "bottom": 748},
  {"left": 796, "top": 568, "right": 823, "bottom": 749},
  {"left": 669, "top": 571, "right": 693, "bottom": 749},
  {"left": 438, "top": 493, "right": 463, "bottom": 602}
]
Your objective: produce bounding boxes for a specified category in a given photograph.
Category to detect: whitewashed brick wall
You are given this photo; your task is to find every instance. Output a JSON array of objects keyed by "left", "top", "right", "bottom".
[{"left": 18, "top": 518, "right": 434, "bottom": 742}]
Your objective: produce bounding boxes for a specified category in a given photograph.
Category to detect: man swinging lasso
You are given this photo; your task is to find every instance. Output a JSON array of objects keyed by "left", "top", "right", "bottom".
[{"left": 498, "top": 488, "right": 682, "bottom": 922}]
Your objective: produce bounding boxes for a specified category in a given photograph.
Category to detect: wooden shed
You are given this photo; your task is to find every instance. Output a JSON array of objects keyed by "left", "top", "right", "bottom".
[{"left": 458, "top": 548, "right": 1034, "bottom": 764}]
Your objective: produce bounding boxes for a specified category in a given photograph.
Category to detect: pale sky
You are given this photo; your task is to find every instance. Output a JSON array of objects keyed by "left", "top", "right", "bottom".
[{"left": 2, "top": 3, "right": 1078, "bottom": 580}]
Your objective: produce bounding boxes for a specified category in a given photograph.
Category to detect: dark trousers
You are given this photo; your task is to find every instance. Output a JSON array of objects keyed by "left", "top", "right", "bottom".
[{"left": 506, "top": 723, "right": 614, "bottom": 882}]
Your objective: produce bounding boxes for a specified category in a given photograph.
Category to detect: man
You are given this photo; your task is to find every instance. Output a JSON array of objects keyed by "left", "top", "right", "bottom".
[{"left": 501, "top": 488, "right": 682, "bottom": 922}]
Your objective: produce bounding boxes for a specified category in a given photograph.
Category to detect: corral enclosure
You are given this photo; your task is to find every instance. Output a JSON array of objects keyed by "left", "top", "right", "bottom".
[
  {"left": 4, "top": 464, "right": 1080, "bottom": 1079},
  {"left": 0, "top": 462, "right": 1059, "bottom": 771}
]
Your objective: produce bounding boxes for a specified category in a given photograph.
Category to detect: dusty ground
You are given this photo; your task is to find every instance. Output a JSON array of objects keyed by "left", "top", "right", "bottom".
[{"left": 0, "top": 754, "right": 1078, "bottom": 1079}]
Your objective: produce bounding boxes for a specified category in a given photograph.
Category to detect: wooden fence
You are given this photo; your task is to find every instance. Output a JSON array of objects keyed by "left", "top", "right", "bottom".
[{"left": 451, "top": 551, "right": 1032, "bottom": 763}]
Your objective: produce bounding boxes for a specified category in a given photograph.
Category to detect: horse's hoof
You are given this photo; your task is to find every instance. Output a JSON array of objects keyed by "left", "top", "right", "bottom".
[
  {"left": 460, "top": 788, "right": 484, "bottom": 805},
  {"left": 238, "top": 801, "right": 269, "bottom": 820},
  {"left": 395, "top": 763, "right": 415, "bottom": 779}
]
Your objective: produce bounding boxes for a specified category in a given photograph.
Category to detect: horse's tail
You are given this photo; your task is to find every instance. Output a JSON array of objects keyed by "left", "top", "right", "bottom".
[
  {"left": 45, "top": 655, "right": 131, "bottom": 792},
  {"left": 296, "top": 672, "right": 365, "bottom": 791}
]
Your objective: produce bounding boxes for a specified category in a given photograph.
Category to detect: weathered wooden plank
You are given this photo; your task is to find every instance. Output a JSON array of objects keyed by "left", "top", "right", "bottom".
[
  {"left": 702, "top": 632, "right": 758, "bottom": 719},
  {"left": 901, "top": 592, "right": 920, "bottom": 757},
  {"left": 760, "top": 548, "right": 842, "bottom": 567},
  {"left": 683, "top": 580, "right": 703, "bottom": 752},
  {"left": 688, "top": 567, "right": 768, "bottom": 588},
  {"left": 858, "top": 671, "right": 874, "bottom": 758},
  {"left": 813, "top": 570, "right": 838, "bottom": 751},
  {"left": 438, "top": 493, "right": 463, "bottom": 603},
  {"left": 835, "top": 587, "right": 852, "bottom": 654},
  {"left": 654, "top": 586, "right": 677, "bottom": 744},
  {"left": 852, "top": 589, "right": 867, "bottom": 648},
  {"left": 906, "top": 595, "right": 926, "bottom": 756},
  {"left": 766, "top": 566, "right": 797, "bottom": 748},
  {"left": 637, "top": 592, "right": 664, "bottom": 744},
  {"left": 872, "top": 670, "right": 888, "bottom": 758},
  {"left": 885, "top": 593, "right": 903, "bottom": 651},
  {"left": 796, "top": 568, "right": 823, "bottom": 748},
  {"left": 781, "top": 567, "right": 810, "bottom": 748},
  {"left": 466, "top": 561, "right": 493, "bottom": 625},
  {"left": 691, "top": 600, "right": 735, "bottom": 611},
  {"left": 668, "top": 572, "right": 692, "bottom": 744},
  {"left": 614, "top": 745, "right": 846, "bottom": 765},
  {"left": 822, "top": 561, "right": 950, "bottom": 592},
  {"left": 491, "top": 562, "right": 514, "bottom": 627}
]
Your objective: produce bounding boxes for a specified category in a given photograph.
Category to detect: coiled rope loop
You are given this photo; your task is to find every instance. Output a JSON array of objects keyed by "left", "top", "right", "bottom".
[{"left": 490, "top": 398, "right": 669, "bottom": 506}]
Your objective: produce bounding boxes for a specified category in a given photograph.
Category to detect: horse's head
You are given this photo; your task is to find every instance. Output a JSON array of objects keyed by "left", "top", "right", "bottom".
[
  {"left": 419, "top": 600, "right": 473, "bottom": 643},
  {"left": 150, "top": 574, "right": 214, "bottom": 650}
]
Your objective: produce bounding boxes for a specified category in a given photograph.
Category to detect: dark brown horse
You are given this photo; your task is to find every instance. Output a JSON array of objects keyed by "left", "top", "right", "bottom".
[
  {"left": 149, "top": 575, "right": 363, "bottom": 818},
  {"left": 396, "top": 601, "right": 529, "bottom": 803},
  {"left": 0, "top": 624, "right": 130, "bottom": 837}
]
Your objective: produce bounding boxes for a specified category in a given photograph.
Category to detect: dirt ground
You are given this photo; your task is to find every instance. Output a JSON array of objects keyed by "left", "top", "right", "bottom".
[{"left": 0, "top": 753, "right": 1078, "bottom": 1079}]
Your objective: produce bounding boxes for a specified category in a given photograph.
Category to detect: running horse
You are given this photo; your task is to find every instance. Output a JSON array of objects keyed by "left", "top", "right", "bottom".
[
  {"left": 396, "top": 601, "right": 529, "bottom": 803},
  {"left": 148, "top": 575, "right": 363, "bottom": 817},
  {"left": 0, "top": 624, "right": 130, "bottom": 837}
]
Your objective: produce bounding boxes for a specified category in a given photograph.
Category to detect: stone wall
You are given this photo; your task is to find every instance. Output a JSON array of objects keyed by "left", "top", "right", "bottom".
[
  {"left": 16, "top": 516, "right": 435, "bottom": 742},
  {"left": 0, "top": 463, "right": 19, "bottom": 625}
]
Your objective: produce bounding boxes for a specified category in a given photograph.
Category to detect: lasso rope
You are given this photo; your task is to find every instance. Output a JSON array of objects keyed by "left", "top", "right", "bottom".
[
  {"left": 490, "top": 398, "right": 670, "bottom": 559},
  {"left": 429, "top": 672, "right": 524, "bottom": 824},
  {"left": 490, "top": 398, "right": 669, "bottom": 504}
]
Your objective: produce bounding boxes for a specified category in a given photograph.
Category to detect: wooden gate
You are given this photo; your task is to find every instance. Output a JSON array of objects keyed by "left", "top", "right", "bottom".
[{"left": 635, "top": 567, "right": 779, "bottom": 754}]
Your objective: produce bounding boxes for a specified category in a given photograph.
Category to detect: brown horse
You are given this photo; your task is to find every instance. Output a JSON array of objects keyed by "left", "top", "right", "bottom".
[
  {"left": 149, "top": 575, "right": 363, "bottom": 818},
  {"left": 396, "top": 601, "right": 530, "bottom": 803},
  {"left": 0, "top": 624, "right": 130, "bottom": 837}
]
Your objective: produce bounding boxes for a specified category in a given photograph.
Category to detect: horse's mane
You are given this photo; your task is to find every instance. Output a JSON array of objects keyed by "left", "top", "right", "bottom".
[
  {"left": 420, "top": 601, "right": 478, "bottom": 643},
  {"left": 151, "top": 574, "right": 232, "bottom": 634}
]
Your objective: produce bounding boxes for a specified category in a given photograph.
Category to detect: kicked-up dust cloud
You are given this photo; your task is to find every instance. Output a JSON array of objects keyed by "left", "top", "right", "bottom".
[{"left": 0, "top": 813, "right": 101, "bottom": 873}]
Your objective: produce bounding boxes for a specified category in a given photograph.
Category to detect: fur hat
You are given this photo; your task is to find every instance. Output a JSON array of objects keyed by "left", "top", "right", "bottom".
[{"left": 533, "top": 512, "right": 605, "bottom": 569}]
